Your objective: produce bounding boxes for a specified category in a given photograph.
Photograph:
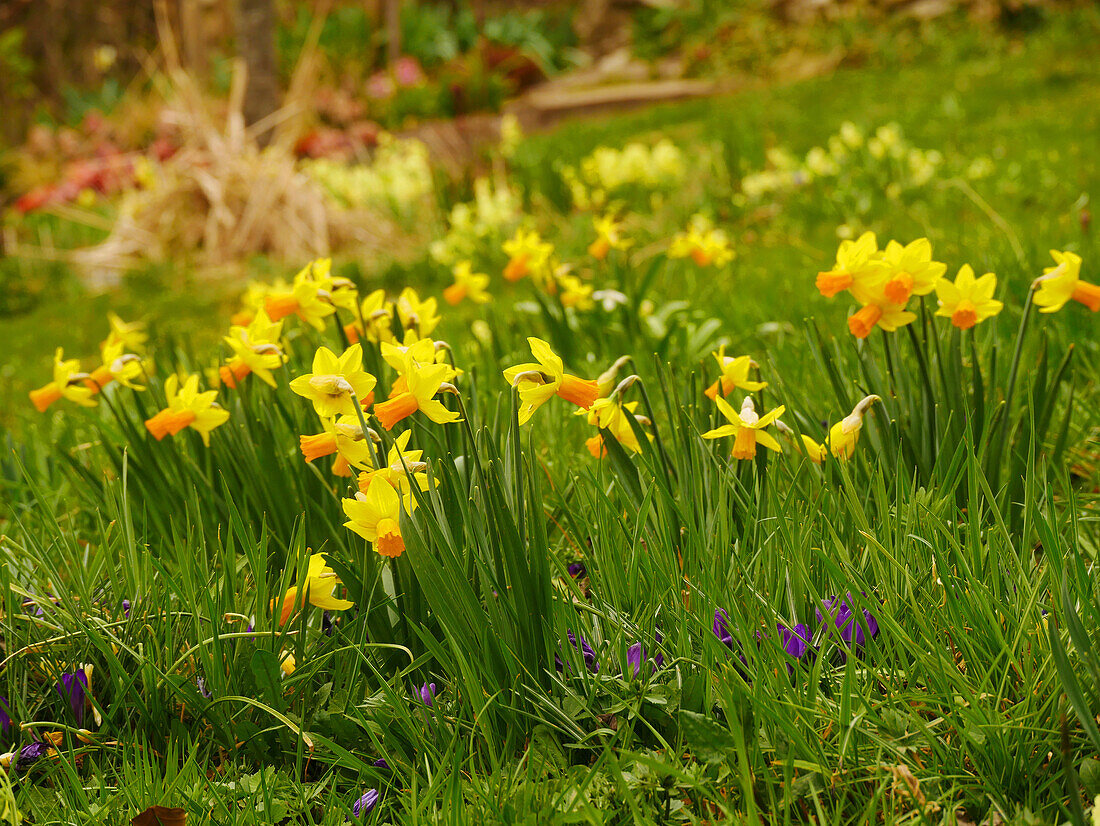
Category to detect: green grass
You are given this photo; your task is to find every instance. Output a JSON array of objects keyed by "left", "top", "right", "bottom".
[{"left": 2, "top": 9, "right": 1099, "bottom": 824}]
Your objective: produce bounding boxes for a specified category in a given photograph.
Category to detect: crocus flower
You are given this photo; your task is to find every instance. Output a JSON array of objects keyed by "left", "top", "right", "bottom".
[
  {"left": 503, "top": 337, "right": 599, "bottom": 424},
  {"left": 702, "top": 396, "right": 785, "bottom": 461},
  {"left": 12, "top": 741, "right": 52, "bottom": 773},
  {"left": 443, "top": 261, "right": 491, "bottom": 306},
  {"left": 1034, "top": 249, "right": 1099, "bottom": 313},
  {"left": 567, "top": 630, "right": 599, "bottom": 673},
  {"left": 289, "top": 344, "right": 377, "bottom": 419},
  {"left": 349, "top": 788, "right": 379, "bottom": 820},
  {"left": 274, "top": 553, "right": 355, "bottom": 626},
  {"left": 56, "top": 665, "right": 96, "bottom": 727},
  {"left": 567, "top": 562, "right": 586, "bottom": 579},
  {"left": 778, "top": 623, "right": 812, "bottom": 660},
  {"left": 144, "top": 374, "right": 229, "bottom": 446},
  {"left": 934, "top": 265, "right": 1003, "bottom": 329},
  {"left": 816, "top": 593, "right": 880, "bottom": 655},
  {"left": 29, "top": 348, "right": 97, "bottom": 412},
  {"left": 419, "top": 682, "right": 436, "bottom": 707},
  {"left": 372, "top": 757, "right": 389, "bottom": 769},
  {"left": 704, "top": 348, "right": 766, "bottom": 400},
  {"left": 626, "top": 631, "right": 664, "bottom": 677},
  {"left": 713, "top": 609, "right": 734, "bottom": 649},
  {"left": 343, "top": 476, "right": 416, "bottom": 558}
]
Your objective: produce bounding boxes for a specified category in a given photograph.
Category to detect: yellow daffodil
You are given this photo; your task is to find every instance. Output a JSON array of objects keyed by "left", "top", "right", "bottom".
[
  {"left": 29, "top": 348, "right": 97, "bottom": 412},
  {"left": 668, "top": 215, "right": 733, "bottom": 267},
  {"left": 589, "top": 214, "right": 631, "bottom": 260},
  {"left": 846, "top": 282, "right": 917, "bottom": 339},
  {"left": 289, "top": 344, "right": 377, "bottom": 419},
  {"left": 264, "top": 259, "right": 338, "bottom": 331},
  {"left": 815, "top": 231, "right": 882, "bottom": 298},
  {"left": 935, "top": 265, "right": 1003, "bottom": 329},
  {"left": 279, "top": 651, "right": 296, "bottom": 676},
  {"left": 704, "top": 348, "right": 766, "bottom": 400},
  {"left": 299, "top": 415, "right": 376, "bottom": 475},
  {"left": 373, "top": 352, "right": 461, "bottom": 430},
  {"left": 395, "top": 287, "right": 441, "bottom": 338},
  {"left": 444, "top": 261, "right": 491, "bottom": 306},
  {"left": 703, "top": 396, "right": 785, "bottom": 461},
  {"left": 800, "top": 395, "right": 881, "bottom": 462},
  {"left": 104, "top": 313, "right": 148, "bottom": 352},
  {"left": 502, "top": 228, "right": 553, "bottom": 283},
  {"left": 144, "top": 374, "right": 229, "bottom": 446},
  {"left": 556, "top": 273, "right": 594, "bottom": 311},
  {"left": 221, "top": 310, "right": 287, "bottom": 388},
  {"left": 344, "top": 289, "right": 395, "bottom": 345},
  {"left": 343, "top": 476, "right": 415, "bottom": 558},
  {"left": 274, "top": 553, "right": 355, "bottom": 626},
  {"left": 1034, "top": 250, "right": 1099, "bottom": 313},
  {"left": 877, "top": 238, "right": 946, "bottom": 305},
  {"left": 581, "top": 398, "right": 650, "bottom": 457},
  {"left": 357, "top": 430, "right": 428, "bottom": 493},
  {"left": 503, "top": 337, "right": 600, "bottom": 424},
  {"left": 327, "top": 275, "right": 360, "bottom": 313},
  {"left": 85, "top": 338, "right": 145, "bottom": 394}
]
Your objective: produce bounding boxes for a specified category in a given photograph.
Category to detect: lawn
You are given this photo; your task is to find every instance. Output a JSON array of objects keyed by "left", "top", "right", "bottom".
[{"left": 1, "top": 8, "right": 1098, "bottom": 824}]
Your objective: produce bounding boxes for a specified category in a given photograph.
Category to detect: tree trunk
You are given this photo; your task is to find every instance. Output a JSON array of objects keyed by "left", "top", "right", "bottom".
[{"left": 235, "top": 0, "right": 280, "bottom": 141}]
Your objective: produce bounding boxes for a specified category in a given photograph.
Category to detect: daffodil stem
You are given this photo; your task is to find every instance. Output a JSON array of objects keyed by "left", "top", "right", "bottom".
[{"left": 989, "top": 284, "right": 1035, "bottom": 492}]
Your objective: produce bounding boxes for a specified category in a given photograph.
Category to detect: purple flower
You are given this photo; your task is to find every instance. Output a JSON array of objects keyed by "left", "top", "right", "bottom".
[
  {"left": 419, "top": 682, "right": 436, "bottom": 707},
  {"left": 568, "top": 630, "right": 599, "bottom": 673},
  {"left": 121, "top": 599, "right": 131, "bottom": 618},
  {"left": 626, "top": 631, "right": 664, "bottom": 678},
  {"left": 14, "top": 741, "right": 50, "bottom": 773},
  {"left": 816, "top": 593, "right": 879, "bottom": 653},
  {"left": 372, "top": 757, "right": 389, "bottom": 769},
  {"left": 56, "top": 669, "right": 89, "bottom": 726},
  {"left": 349, "top": 788, "right": 379, "bottom": 820},
  {"left": 196, "top": 676, "right": 212, "bottom": 699},
  {"left": 0, "top": 697, "right": 11, "bottom": 735},
  {"left": 778, "top": 623, "right": 812, "bottom": 660},
  {"left": 322, "top": 611, "right": 335, "bottom": 636},
  {"left": 567, "top": 562, "right": 586, "bottom": 579},
  {"left": 713, "top": 609, "right": 734, "bottom": 649}
]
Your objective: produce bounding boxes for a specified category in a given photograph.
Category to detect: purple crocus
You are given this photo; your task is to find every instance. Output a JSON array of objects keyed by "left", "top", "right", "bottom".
[
  {"left": 56, "top": 669, "right": 89, "bottom": 726},
  {"left": 121, "top": 599, "right": 131, "bottom": 618},
  {"left": 568, "top": 630, "right": 599, "bottom": 673},
  {"left": 567, "top": 562, "right": 587, "bottom": 579},
  {"left": 196, "top": 676, "right": 212, "bottom": 699},
  {"left": 13, "top": 741, "right": 51, "bottom": 774},
  {"left": 816, "top": 594, "right": 879, "bottom": 653},
  {"left": 349, "top": 788, "right": 379, "bottom": 820},
  {"left": 626, "top": 631, "right": 664, "bottom": 678},
  {"left": 713, "top": 609, "right": 734, "bottom": 649},
  {"left": 419, "top": 682, "right": 436, "bottom": 707},
  {"left": 778, "top": 623, "right": 812, "bottom": 660},
  {"left": 372, "top": 757, "right": 389, "bottom": 769}
]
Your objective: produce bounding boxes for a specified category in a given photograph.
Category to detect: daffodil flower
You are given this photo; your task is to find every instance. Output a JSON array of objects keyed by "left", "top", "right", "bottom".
[
  {"left": 29, "top": 348, "right": 97, "bottom": 412},
  {"left": 935, "top": 265, "right": 1003, "bottom": 329},
  {"left": 704, "top": 348, "right": 766, "bottom": 400},
  {"left": 144, "top": 374, "right": 230, "bottom": 445},
  {"left": 104, "top": 312, "right": 148, "bottom": 352},
  {"left": 1033, "top": 249, "right": 1099, "bottom": 313},
  {"left": 581, "top": 398, "right": 651, "bottom": 457},
  {"left": 815, "top": 231, "right": 881, "bottom": 298},
  {"left": 396, "top": 287, "right": 441, "bottom": 338},
  {"left": 799, "top": 395, "right": 881, "bottom": 462},
  {"left": 502, "top": 228, "right": 554, "bottom": 283},
  {"left": 846, "top": 290, "right": 917, "bottom": 339},
  {"left": 555, "top": 272, "right": 595, "bottom": 311},
  {"left": 289, "top": 344, "right": 377, "bottom": 419},
  {"left": 373, "top": 353, "right": 461, "bottom": 431},
  {"left": 263, "top": 259, "right": 338, "bottom": 331},
  {"left": 274, "top": 553, "right": 355, "bottom": 626},
  {"left": 588, "top": 214, "right": 631, "bottom": 261},
  {"left": 357, "top": 430, "right": 428, "bottom": 493},
  {"left": 669, "top": 215, "right": 734, "bottom": 267},
  {"left": 444, "top": 261, "right": 491, "bottom": 306},
  {"left": 344, "top": 289, "right": 395, "bottom": 345},
  {"left": 299, "top": 415, "right": 377, "bottom": 475},
  {"left": 343, "top": 476, "right": 415, "bottom": 558},
  {"left": 503, "top": 337, "right": 600, "bottom": 425},
  {"left": 86, "top": 339, "right": 145, "bottom": 394},
  {"left": 221, "top": 310, "right": 287, "bottom": 388},
  {"left": 703, "top": 396, "right": 785, "bottom": 461},
  {"left": 876, "top": 238, "right": 946, "bottom": 305}
]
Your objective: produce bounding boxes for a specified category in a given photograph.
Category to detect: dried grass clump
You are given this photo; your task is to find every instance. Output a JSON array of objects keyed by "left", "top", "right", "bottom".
[{"left": 71, "top": 7, "right": 425, "bottom": 288}]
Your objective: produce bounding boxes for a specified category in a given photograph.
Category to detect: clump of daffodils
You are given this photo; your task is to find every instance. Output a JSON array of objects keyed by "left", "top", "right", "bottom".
[
  {"left": 561, "top": 139, "right": 686, "bottom": 209},
  {"left": 303, "top": 135, "right": 434, "bottom": 219},
  {"left": 669, "top": 214, "right": 734, "bottom": 267},
  {"left": 430, "top": 176, "right": 523, "bottom": 266}
]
